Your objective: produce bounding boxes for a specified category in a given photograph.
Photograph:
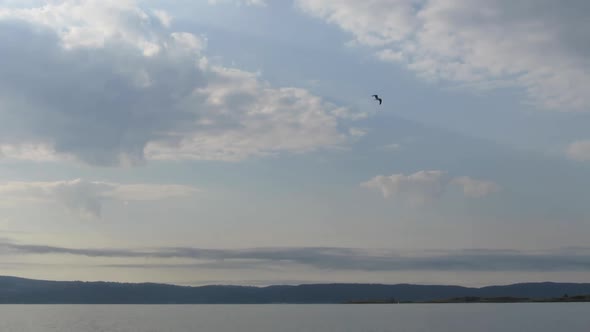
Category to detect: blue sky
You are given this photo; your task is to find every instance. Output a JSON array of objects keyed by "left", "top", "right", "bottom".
[{"left": 0, "top": 0, "right": 589, "bottom": 286}]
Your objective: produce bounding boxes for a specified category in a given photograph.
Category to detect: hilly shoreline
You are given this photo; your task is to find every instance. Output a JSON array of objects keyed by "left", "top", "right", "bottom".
[
  {"left": 1, "top": 276, "right": 590, "bottom": 304},
  {"left": 347, "top": 294, "right": 590, "bottom": 304}
]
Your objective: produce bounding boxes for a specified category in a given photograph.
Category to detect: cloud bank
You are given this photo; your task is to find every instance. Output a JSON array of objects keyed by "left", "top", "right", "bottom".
[
  {"left": 0, "top": 0, "right": 355, "bottom": 166},
  {"left": 296, "top": 0, "right": 590, "bottom": 112}
]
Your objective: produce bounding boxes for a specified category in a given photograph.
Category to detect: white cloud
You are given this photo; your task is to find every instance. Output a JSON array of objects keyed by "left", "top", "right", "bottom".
[
  {"left": 0, "top": 144, "right": 67, "bottom": 162},
  {"left": 361, "top": 170, "right": 499, "bottom": 205},
  {"left": 566, "top": 140, "right": 590, "bottom": 162},
  {"left": 208, "top": 0, "right": 267, "bottom": 6},
  {"left": 152, "top": 9, "right": 172, "bottom": 28},
  {"left": 106, "top": 183, "right": 198, "bottom": 201},
  {"left": 376, "top": 49, "right": 405, "bottom": 63},
  {"left": 0, "top": 0, "right": 170, "bottom": 55},
  {"left": 451, "top": 176, "right": 500, "bottom": 198},
  {"left": 0, "top": 179, "right": 198, "bottom": 218},
  {"left": 145, "top": 67, "right": 348, "bottom": 161},
  {"left": 296, "top": 0, "right": 590, "bottom": 112},
  {"left": 348, "top": 128, "right": 367, "bottom": 138},
  {"left": 0, "top": 0, "right": 355, "bottom": 166},
  {"left": 361, "top": 170, "right": 450, "bottom": 205}
]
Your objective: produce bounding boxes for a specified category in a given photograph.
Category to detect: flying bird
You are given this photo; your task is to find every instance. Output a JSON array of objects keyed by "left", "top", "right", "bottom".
[{"left": 372, "top": 94, "right": 382, "bottom": 105}]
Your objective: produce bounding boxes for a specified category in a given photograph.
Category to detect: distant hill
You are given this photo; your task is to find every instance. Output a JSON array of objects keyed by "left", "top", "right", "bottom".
[{"left": 1, "top": 276, "right": 589, "bottom": 304}]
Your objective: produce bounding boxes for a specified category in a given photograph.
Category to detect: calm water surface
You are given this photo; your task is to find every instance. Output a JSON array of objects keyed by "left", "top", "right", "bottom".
[{"left": 0, "top": 304, "right": 588, "bottom": 332}]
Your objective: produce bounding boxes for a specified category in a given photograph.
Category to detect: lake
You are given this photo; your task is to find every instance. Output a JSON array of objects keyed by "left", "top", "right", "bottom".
[{"left": 0, "top": 304, "right": 587, "bottom": 331}]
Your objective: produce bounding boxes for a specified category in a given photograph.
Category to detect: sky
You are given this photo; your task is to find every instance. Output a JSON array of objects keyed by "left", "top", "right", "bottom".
[{"left": 0, "top": 0, "right": 589, "bottom": 287}]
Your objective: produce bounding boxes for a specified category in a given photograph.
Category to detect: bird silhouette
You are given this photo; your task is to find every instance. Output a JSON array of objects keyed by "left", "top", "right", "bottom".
[{"left": 372, "top": 94, "right": 382, "bottom": 105}]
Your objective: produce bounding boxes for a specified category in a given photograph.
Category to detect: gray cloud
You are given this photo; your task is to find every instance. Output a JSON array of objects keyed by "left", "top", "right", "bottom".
[
  {"left": 0, "top": 241, "right": 144, "bottom": 258},
  {"left": 0, "top": 18, "right": 200, "bottom": 166},
  {"left": 2, "top": 239, "right": 590, "bottom": 272},
  {"left": 0, "top": 1, "right": 355, "bottom": 166}
]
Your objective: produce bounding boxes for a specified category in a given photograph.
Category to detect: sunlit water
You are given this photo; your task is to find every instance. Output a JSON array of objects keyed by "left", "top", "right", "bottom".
[{"left": 1, "top": 304, "right": 587, "bottom": 331}]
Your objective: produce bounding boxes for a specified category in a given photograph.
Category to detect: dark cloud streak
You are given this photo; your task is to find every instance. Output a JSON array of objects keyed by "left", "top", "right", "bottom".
[{"left": 2, "top": 240, "right": 590, "bottom": 272}]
